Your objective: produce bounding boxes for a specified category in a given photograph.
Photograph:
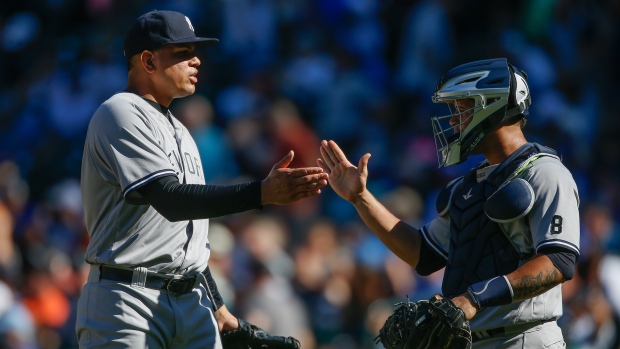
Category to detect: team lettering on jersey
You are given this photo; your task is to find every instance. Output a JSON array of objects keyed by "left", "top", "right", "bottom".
[{"left": 168, "top": 149, "right": 202, "bottom": 179}]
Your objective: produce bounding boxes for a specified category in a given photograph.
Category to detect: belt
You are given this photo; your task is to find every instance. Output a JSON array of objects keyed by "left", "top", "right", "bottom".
[
  {"left": 99, "top": 265, "right": 197, "bottom": 296},
  {"left": 472, "top": 319, "right": 555, "bottom": 342}
]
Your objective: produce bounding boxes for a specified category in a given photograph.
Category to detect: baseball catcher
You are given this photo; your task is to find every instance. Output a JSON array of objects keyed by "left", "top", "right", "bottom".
[
  {"left": 376, "top": 294, "right": 472, "bottom": 349},
  {"left": 319, "top": 58, "right": 580, "bottom": 347},
  {"left": 221, "top": 319, "right": 301, "bottom": 349}
]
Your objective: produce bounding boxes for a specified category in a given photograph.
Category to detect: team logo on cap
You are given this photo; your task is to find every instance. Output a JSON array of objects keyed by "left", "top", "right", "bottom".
[{"left": 185, "top": 16, "right": 194, "bottom": 32}]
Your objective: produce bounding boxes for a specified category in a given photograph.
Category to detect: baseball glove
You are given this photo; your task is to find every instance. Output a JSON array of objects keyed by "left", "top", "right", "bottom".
[
  {"left": 221, "top": 319, "right": 301, "bottom": 349},
  {"left": 375, "top": 294, "right": 472, "bottom": 349}
]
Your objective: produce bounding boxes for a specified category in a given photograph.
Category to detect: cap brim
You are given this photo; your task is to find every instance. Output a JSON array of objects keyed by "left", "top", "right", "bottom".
[{"left": 173, "top": 37, "right": 219, "bottom": 46}]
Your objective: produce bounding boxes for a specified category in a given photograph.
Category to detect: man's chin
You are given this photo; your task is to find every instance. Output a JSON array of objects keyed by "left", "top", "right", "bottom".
[{"left": 178, "top": 86, "right": 196, "bottom": 98}]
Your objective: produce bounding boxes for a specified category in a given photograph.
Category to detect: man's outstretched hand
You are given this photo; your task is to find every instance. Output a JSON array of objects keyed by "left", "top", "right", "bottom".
[
  {"left": 261, "top": 150, "right": 329, "bottom": 205},
  {"left": 318, "top": 140, "right": 371, "bottom": 203}
]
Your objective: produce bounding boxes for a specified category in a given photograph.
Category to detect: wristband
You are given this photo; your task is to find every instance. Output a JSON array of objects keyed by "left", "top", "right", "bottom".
[{"left": 467, "top": 275, "right": 513, "bottom": 309}]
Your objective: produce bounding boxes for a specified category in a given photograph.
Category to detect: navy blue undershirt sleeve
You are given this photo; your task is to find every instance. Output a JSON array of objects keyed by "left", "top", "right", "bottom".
[
  {"left": 537, "top": 245, "right": 579, "bottom": 281},
  {"left": 415, "top": 233, "right": 448, "bottom": 276},
  {"left": 136, "top": 175, "right": 262, "bottom": 221}
]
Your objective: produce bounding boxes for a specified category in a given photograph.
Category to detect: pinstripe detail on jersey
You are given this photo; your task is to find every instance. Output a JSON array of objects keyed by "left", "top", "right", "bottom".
[
  {"left": 421, "top": 226, "right": 448, "bottom": 260},
  {"left": 123, "top": 169, "right": 177, "bottom": 197},
  {"left": 536, "top": 239, "right": 580, "bottom": 256}
]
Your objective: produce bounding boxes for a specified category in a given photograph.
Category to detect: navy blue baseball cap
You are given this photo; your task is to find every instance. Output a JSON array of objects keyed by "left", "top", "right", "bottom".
[{"left": 124, "top": 10, "right": 219, "bottom": 58}]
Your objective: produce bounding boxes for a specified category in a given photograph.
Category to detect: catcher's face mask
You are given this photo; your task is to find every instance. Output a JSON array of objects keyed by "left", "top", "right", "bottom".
[{"left": 431, "top": 58, "right": 531, "bottom": 167}]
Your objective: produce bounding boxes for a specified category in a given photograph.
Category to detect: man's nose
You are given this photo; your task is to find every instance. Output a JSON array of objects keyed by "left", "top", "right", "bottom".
[{"left": 449, "top": 115, "right": 460, "bottom": 127}]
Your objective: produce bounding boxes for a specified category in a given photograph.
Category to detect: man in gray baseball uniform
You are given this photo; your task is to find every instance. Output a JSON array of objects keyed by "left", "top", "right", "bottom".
[
  {"left": 318, "top": 58, "right": 579, "bottom": 348},
  {"left": 76, "top": 10, "right": 327, "bottom": 349}
]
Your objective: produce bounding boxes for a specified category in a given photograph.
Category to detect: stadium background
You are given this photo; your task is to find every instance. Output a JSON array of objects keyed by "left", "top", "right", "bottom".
[{"left": 1, "top": 0, "right": 619, "bottom": 348}]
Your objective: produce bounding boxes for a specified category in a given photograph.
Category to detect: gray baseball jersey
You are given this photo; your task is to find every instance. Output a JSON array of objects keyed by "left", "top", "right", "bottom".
[
  {"left": 421, "top": 155, "right": 580, "bottom": 332},
  {"left": 81, "top": 92, "right": 210, "bottom": 274}
]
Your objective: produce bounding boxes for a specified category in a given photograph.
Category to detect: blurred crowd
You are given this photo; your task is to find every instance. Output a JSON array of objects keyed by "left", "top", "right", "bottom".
[{"left": 1, "top": 0, "right": 620, "bottom": 348}]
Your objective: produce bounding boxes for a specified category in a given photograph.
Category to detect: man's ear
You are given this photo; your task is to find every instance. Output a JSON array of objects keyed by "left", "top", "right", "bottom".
[{"left": 140, "top": 51, "right": 156, "bottom": 73}]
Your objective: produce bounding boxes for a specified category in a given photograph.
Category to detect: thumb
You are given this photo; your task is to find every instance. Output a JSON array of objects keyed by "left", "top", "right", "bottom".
[
  {"left": 273, "top": 150, "right": 294, "bottom": 169},
  {"left": 359, "top": 153, "right": 371, "bottom": 178}
]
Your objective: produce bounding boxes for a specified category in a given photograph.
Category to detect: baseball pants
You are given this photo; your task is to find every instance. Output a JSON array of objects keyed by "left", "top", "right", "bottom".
[
  {"left": 76, "top": 266, "right": 222, "bottom": 349},
  {"left": 473, "top": 320, "right": 565, "bottom": 349}
]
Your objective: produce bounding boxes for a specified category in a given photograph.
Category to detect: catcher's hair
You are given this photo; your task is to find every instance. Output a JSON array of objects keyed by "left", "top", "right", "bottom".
[
  {"left": 492, "top": 97, "right": 528, "bottom": 128},
  {"left": 502, "top": 114, "right": 527, "bottom": 129}
]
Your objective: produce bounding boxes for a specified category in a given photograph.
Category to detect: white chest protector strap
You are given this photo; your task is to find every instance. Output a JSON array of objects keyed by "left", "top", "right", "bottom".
[{"left": 484, "top": 153, "right": 560, "bottom": 223}]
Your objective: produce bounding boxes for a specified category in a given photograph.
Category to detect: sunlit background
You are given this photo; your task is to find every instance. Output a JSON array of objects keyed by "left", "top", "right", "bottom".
[{"left": 1, "top": 1, "right": 619, "bottom": 348}]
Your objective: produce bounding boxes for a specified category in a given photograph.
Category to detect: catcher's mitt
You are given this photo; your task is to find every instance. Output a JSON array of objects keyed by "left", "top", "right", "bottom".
[
  {"left": 376, "top": 294, "right": 472, "bottom": 349},
  {"left": 221, "top": 319, "right": 301, "bottom": 349}
]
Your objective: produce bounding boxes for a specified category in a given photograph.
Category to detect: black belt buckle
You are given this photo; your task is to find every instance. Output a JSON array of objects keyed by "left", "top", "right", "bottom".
[{"left": 165, "top": 276, "right": 195, "bottom": 296}]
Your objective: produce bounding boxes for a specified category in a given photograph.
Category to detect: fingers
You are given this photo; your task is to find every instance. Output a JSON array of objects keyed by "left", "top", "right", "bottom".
[
  {"left": 273, "top": 150, "right": 294, "bottom": 170},
  {"left": 294, "top": 174, "right": 328, "bottom": 190},
  {"left": 286, "top": 166, "right": 325, "bottom": 177},
  {"left": 285, "top": 174, "right": 329, "bottom": 203},
  {"left": 291, "top": 187, "right": 324, "bottom": 201},
  {"left": 326, "top": 140, "right": 348, "bottom": 163},
  {"left": 319, "top": 141, "right": 335, "bottom": 170},
  {"left": 320, "top": 140, "right": 341, "bottom": 166},
  {"left": 359, "top": 153, "right": 371, "bottom": 178},
  {"left": 320, "top": 139, "right": 353, "bottom": 169},
  {"left": 316, "top": 158, "right": 330, "bottom": 173},
  {"left": 286, "top": 173, "right": 328, "bottom": 195},
  {"left": 265, "top": 181, "right": 326, "bottom": 205}
]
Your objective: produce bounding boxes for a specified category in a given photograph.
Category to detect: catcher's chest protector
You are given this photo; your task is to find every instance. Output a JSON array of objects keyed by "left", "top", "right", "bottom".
[{"left": 440, "top": 143, "right": 556, "bottom": 298}]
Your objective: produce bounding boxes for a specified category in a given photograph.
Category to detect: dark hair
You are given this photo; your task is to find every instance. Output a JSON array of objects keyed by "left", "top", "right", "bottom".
[{"left": 126, "top": 56, "right": 134, "bottom": 72}]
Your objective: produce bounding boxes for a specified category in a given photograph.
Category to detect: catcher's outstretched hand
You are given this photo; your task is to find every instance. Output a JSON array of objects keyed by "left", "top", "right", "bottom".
[
  {"left": 376, "top": 294, "right": 472, "bottom": 349},
  {"left": 220, "top": 319, "right": 301, "bottom": 349},
  {"left": 318, "top": 140, "right": 371, "bottom": 203}
]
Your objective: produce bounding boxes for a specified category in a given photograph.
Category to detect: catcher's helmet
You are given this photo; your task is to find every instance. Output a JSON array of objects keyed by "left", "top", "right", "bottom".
[{"left": 431, "top": 58, "right": 530, "bottom": 167}]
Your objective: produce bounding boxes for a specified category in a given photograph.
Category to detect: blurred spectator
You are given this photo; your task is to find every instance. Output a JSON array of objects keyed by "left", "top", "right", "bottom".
[
  {"left": 598, "top": 254, "right": 620, "bottom": 348},
  {"left": 207, "top": 221, "right": 237, "bottom": 309},
  {"left": 238, "top": 264, "right": 315, "bottom": 349},
  {"left": 21, "top": 258, "right": 71, "bottom": 349},
  {"left": 281, "top": 46, "right": 337, "bottom": 114},
  {"left": 45, "top": 179, "right": 85, "bottom": 256},
  {"left": 581, "top": 203, "right": 620, "bottom": 262},
  {"left": 315, "top": 48, "right": 385, "bottom": 144},
  {"left": 0, "top": 279, "right": 37, "bottom": 349},
  {"left": 266, "top": 98, "right": 323, "bottom": 222},
  {"left": 0, "top": 161, "right": 29, "bottom": 220},
  {"left": 268, "top": 98, "right": 321, "bottom": 169},
  {"left": 566, "top": 286, "right": 619, "bottom": 349},
  {"left": 237, "top": 214, "right": 296, "bottom": 281},
  {"left": 362, "top": 298, "right": 393, "bottom": 349},
  {"left": 293, "top": 219, "right": 356, "bottom": 345},
  {"left": 173, "top": 94, "right": 241, "bottom": 184},
  {"left": 393, "top": 0, "right": 453, "bottom": 95},
  {"left": 226, "top": 113, "right": 275, "bottom": 177},
  {"left": 1, "top": 12, "right": 40, "bottom": 53},
  {"left": 0, "top": 201, "right": 22, "bottom": 286},
  {"left": 220, "top": 0, "right": 278, "bottom": 73},
  {"left": 231, "top": 216, "right": 315, "bottom": 347}
]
